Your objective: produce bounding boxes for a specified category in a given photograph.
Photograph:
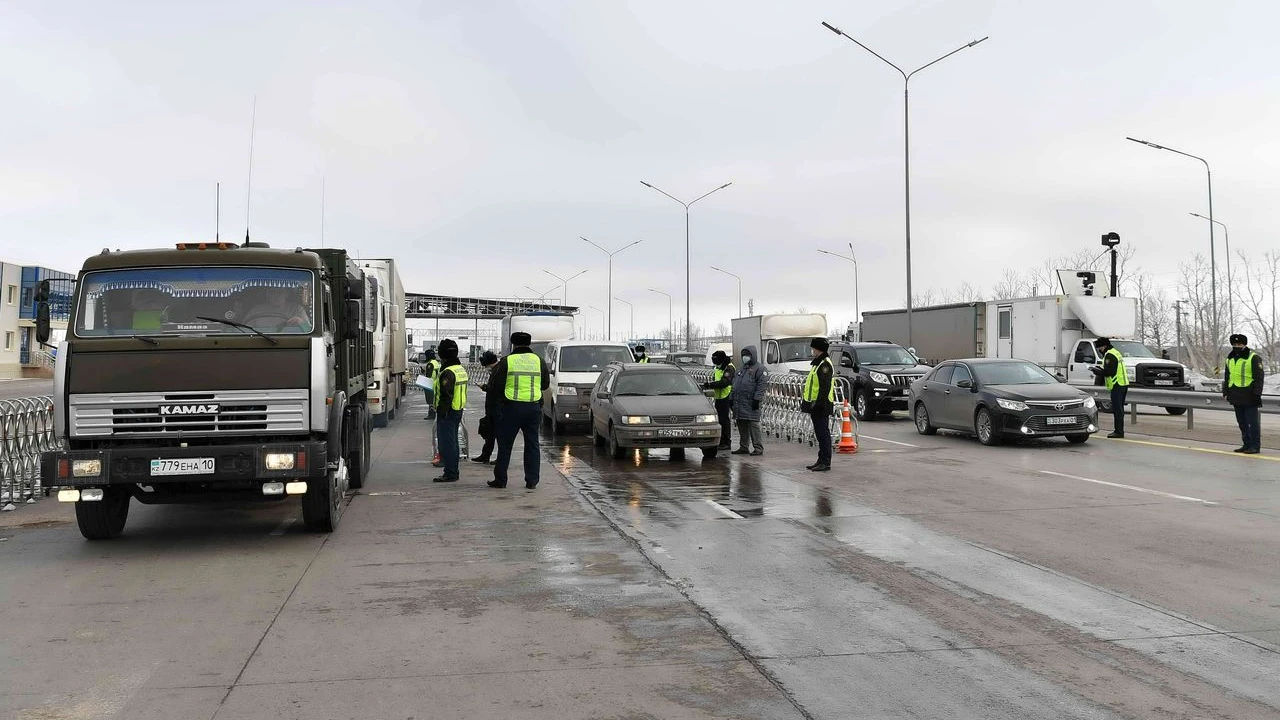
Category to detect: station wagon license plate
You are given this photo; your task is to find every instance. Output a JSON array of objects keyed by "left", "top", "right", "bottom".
[
  {"left": 1046, "top": 416, "right": 1077, "bottom": 426},
  {"left": 150, "top": 458, "right": 215, "bottom": 476},
  {"left": 657, "top": 428, "right": 691, "bottom": 438}
]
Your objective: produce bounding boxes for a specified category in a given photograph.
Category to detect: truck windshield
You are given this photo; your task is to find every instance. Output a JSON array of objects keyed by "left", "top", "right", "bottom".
[
  {"left": 75, "top": 267, "right": 316, "bottom": 337},
  {"left": 558, "top": 346, "right": 635, "bottom": 372},
  {"left": 857, "top": 346, "right": 917, "bottom": 365},
  {"left": 1108, "top": 340, "right": 1157, "bottom": 358},
  {"left": 776, "top": 339, "right": 820, "bottom": 363}
]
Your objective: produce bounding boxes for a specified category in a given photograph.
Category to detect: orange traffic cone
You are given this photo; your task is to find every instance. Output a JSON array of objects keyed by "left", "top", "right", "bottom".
[{"left": 837, "top": 401, "right": 858, "bottom": 454}]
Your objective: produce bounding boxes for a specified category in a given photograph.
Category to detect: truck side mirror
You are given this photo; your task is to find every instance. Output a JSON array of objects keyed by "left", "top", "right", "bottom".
[
  {"left": 765, "top": 341, "right": 779, "bottom": 365},
  {"left": 35, "top": 279, "right": 51, "bottom": 344},
  {"left": 343, "top": 299, "right": 361, "bottom": 340}
]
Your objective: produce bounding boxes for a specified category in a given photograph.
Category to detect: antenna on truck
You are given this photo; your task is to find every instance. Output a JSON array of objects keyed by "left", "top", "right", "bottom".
[
  {"left": 320, "top": 176, "right": 326, "bottom": 248},
  {"left": 243, "top": 97, "right": 257, "bottom": 247},
  {"left": 215, "top": 182, "right": 220, "bottom": 241}
]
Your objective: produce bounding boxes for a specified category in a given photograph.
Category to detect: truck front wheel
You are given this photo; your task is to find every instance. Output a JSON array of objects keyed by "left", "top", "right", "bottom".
[
  {"left": 75, "top": 487, "right": 130, "bottom": 540},
  {"left": 303, "top": 446, "right": 346, "bottom": 532}
]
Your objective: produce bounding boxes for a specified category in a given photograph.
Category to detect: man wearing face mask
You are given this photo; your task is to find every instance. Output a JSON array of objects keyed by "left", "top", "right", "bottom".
[
  {"left": 800, "top": 337, "right": 836, "bottom": 471},
  {"left": 1224, "top": 333, "right": 1265, "bottom": 454},
  {"left": 633, "top": 345, "right": 650, "bottom": 363},
  {"left": 730, "top": 345, "right": 768, "bottom": 455},
  {"left": 702, "top": 350, "right": 735, "bottom": 451}
]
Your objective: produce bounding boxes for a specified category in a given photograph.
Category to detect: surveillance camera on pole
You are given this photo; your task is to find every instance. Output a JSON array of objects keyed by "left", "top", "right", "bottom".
[{"left": 1101, "top": 232, "right": 1121, "bottom": 297}]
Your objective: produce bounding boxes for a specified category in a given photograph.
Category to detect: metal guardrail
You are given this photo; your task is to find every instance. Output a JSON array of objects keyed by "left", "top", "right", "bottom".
[
  {"left": 0, "top": 396, "right": 61, "bottom": 510},
  {"left": 1076, "top": 386, "right": 1278, "bottom": 429},
  {"left": 687, "top": 368, "right": 849, "bottom": 447}
]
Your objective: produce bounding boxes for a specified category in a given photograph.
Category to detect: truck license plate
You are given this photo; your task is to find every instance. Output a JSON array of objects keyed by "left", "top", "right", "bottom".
[
  {"left": 657, "top": 428, "right": 691, "bottom": 437},
  {"left": 1154, "top": 380, "right": 1174, "bottom": 386},
  {"left": 150, "top": 458, "right": 215, "bottom": 476},
  {"left": 1046, "top": 416, "right": 1077, "bottom": 426}
]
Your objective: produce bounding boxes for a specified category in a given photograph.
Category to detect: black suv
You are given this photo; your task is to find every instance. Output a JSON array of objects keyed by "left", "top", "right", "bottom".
[{"left": 830, "top": 341, "right": 932, "bottom": 421}]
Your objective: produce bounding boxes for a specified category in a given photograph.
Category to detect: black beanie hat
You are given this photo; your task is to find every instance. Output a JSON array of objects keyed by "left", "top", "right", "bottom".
[{"left": 810, "top": 337, "right": 829, "bottom": 351}]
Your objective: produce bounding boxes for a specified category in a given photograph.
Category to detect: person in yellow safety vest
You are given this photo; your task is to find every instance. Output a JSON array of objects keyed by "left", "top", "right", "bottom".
[
  {"left": 702, "top": 350, "right": 736, "bottom": 450},
  {"left": 801, "top": 337, "right": 836, "bottom": 471},
  {"left": 1224, "top": 333, "right": 1265, "bottom": 454},
  {"left": 1089, "top": 337, "right": 1128, "bottom": 438},
  {"left": 486, "top": 331, "right": 551, "bottom": 490},
  {"left": 421, "top": 349, "right": 440, "bottom": 420},
  {"left": 431, "top": 339, "right": 468, "bottom": 482},
  {"left": 634, "top": 345, "right": 650, "bottom": 363}
]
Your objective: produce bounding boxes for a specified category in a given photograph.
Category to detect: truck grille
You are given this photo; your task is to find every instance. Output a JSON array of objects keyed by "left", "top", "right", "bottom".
[
  {"left": 1138, "top": 365, "right": 1184, "bottom": 386},
  {"left": 69, "top": 389, "right": 309, "bottom": 438}
]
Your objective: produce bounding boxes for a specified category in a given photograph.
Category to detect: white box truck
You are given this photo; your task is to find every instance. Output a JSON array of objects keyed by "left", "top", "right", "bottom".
[
  {"left": 731, "top": 313, "right": 828, "bottom": 375},
  {"left": 361, "top": 259, "right": 407, "bottom": 427},
  {"left": 500, "top": 311, "right": 575, "bottom": 360}
]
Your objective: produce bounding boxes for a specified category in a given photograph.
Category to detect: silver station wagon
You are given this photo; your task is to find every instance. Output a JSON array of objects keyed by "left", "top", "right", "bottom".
[{"left": 589, "top": 362, "right": 722, "bottom": 459}]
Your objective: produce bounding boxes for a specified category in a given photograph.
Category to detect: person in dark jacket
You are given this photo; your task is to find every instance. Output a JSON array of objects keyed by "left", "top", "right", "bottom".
[
  {"left": 702, "top": 350, "right": 735, "bottom": 450},
  {"left": 730, "top": 345, "right": 768, "bottom": 455},
  {"left": 471, "top": 350, "right": 501, "bottom": 464},
  {"left": 487, "top": 332, "right": 551, "bottom": 489},
  {"left": 1224, "top": 334, "right": 1265, "bottom": 454},
  {"left": 1089, "top": 337, "right": 1128, "bottom": 438},
  {"left": 801, "top": 338, "right": 835, "bottom": 471},
  {"left": 432, "top": 339, "right": 466, "bottom": 482}
]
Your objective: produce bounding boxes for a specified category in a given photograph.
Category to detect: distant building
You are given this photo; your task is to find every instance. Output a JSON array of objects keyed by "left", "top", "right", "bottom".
[{"left": 0, "top": 262, "right": 74, "bottom": 379}]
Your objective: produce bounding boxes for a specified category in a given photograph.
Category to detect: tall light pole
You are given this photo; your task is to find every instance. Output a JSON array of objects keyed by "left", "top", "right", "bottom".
[
  {"left": 586, "top": 305, "right": 605, "bottom": 341},
  {"left": 817, "top": 243, "right": 861, "bottom": 333},
  {"left": 582, "top": 237, "right": 642, "bottom": 341},
  {"left": 1127, "top": 137, "right": 1217, "bottom": 352},
  {"left": 821, "top": 21, "right": 988, "bottom": 351},
  {"left": 613, "top": 297, "right": 634, "bottom": 342},
  {"left": 640, "top": 180, "right": 734, "bottom": 351},
  {"left": 1173, "top": 299, "right": 1187, "bottom": 365},
  {"left": 524, "top": 284, "right": 561, "bottom": 306},
  {"left": 648, "top": 288, "right": 673, "bottom": 351},
  {"left": 708, "top": 266, "right": 742, "bottom": 318},
  {"left": 543, "top": 268, "right": 588, "bottom": 310},
  {"left": 1189, "top": 212, "right": 1232, "bottom": 331}
]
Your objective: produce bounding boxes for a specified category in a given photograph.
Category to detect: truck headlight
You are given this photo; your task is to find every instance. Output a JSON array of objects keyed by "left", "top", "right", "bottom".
[
  {"left": 996, "top": 398, "right": 1028, "bottom": 412},
  {"left": 1126, "top": 367, "right": 1136, "bottom": 381},
  {"left": 622, "top": 415, "right": 650, "bottom": 425},
  {"left": 264, "top": 452, "right": 296, "bottom": 471},
  {"left": 72, "top": 458, "right": 102, "bottom": 478},
  {"left": 1083, "top": 397, "right": 1096, "bottom": 409},
  {"left": 869, "top": 371, "right": 891, "bottom": 384},
  {"left": 696, "top": 414, "right": 718, "bottom": 423},
  {"left": 556, "top": 386, "right": 578, "bottom": 396}
]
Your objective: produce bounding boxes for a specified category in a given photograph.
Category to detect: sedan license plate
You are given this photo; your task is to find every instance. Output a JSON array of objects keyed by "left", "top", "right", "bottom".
[
  {"left": 1046, "top": 416, "right": 1077, "bottom": 426},
  {"left": 150, "top": 458, "right": 215, "bottom": 476},
  {"left": 1154, "top": 380, "right": 1174, "bottom": 386},
  {"left": 657, "top": 428, "right": 691, "bottom": 438}
]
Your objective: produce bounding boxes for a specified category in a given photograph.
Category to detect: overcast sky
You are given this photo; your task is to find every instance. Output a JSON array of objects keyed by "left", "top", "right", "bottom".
[{"left": 3, "top": 0, "right": 1277, "bottom": 338}]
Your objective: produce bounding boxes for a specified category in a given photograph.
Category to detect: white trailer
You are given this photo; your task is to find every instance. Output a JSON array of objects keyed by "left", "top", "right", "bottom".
[
  {"left": 500, "top": 312, "right": 575, "bottom": 360},
  {"left": 361, "top": 259, "right": 406, "bottom": 427},
  {"left": 731, "top": 313, "right": 828, "bottom": 375}
]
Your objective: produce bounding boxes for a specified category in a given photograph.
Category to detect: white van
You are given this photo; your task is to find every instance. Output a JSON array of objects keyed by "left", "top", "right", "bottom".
[{"left": 543, "top": 340, "right": 635, "bottom": 432}]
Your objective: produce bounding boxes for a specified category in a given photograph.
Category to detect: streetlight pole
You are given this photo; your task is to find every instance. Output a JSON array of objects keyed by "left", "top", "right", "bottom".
[
  {"left": 524, "top": 284, "right": 561, "bottom": 307},
  {"left": 613, "top": 297, "right": 634, "bottom": 342},
  {"left": 1127, "top": 137, "right": 1218, "bottom": 353},
  {"left": 817, "top": 243, "right": 860, "bottom": 333},
  {"left": 581, "top": 237, "right": 642, "bottom": 342},
  {"left": 821, "top": 21, "right": 987, "bottom": 351},
  {"left": 1189, "top": 212, "right": 1232, "bottom": 331},
  {"left": 587, "top": 305, "right": 605, "bottom": 341},
  {"left": 543, "top": 268, "right": 588, "bottom": 310},
  {"left": 1173, "top": 299, "right": 1186, "bottom": 365},
  {"left": 648, "top": 288, "right": 673, "bottom": 352},
  {"left": 640, "top": 180, "right": 734, "bottom": 351},
  {"left": 708, "top": 265, "right": 742, "bottom": 318}
]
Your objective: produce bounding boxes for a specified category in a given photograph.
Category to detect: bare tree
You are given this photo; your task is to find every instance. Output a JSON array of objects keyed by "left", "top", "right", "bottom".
[
  {"left": 1177, "top": 253, "right": 1229, "bottom": 372},
  {"left": 713, "top": 322, "right": 730, "bottom": 338},
  {"left": 1135, "top": 273, "right": 1173, "bottom": 354},
  {"left": 1233, "top": 249, "right": 1280, "bottom": 372}
]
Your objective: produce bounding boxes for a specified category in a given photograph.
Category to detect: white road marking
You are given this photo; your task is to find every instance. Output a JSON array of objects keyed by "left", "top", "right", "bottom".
[
  {"left": 269, "top": 519, "right": 295, "bottom": 536},
  {"left": 858, "top": 434, "right": 918, "bottom": 448},
  {"left": 704, "top": 499, "right": 744, "bottom": 519},
  {"left": 1040, "top": 470, "right": 1217, "bottom": 505}
]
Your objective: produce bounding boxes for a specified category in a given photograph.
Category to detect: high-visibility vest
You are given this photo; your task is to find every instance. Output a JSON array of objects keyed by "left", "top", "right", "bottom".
[
  {"left": 712, "top": 363, "right": 734, "bottom": 400},
  {"left": 1227, "top": 352, "right": 1257, "bottom": 388},
  {"left": 803, "top": 356, "right": 835, "bottom": 403},
  {"left": 426, "top": 360, "right": 440, "bottom": 390},
  {"left": 636, "top": 356, "right": 649, "bottom": 363},
  {"left": 437, "top": 364, "right": 468, "bottom": 411},
  {"left": 1104, "top": 347, "right": 1128, "bottom": 390},
  {"left": 505, "top": 353, "right": 543, "bottom": 402}
]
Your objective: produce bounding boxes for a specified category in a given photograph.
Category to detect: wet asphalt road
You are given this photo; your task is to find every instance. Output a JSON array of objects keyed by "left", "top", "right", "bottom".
[{"left": 3, "top": 395, "right": 1280, "bottom": 719}]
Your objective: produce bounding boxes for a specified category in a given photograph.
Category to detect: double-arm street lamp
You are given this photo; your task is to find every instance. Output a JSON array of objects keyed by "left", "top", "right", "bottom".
[
  {"left": 524, "top": 284, "right": 561, "bottom": 307},
  {"left": 648, "top": 288, "right": 673, "bottom": 351},
  {"left": 581, "top": 237, "right": 643, "bottom": 341},
  {"left": 1127, "top": 137, "right": 1218, "bottom": 344},
  {"left": 1189, "top": 212, "right": 1232, "bottom": 330},
  {"left": 542, "top": 268, "right": 588, "bottom": 310},
  {"left": 821, "top": 21, "right": 988, "bottom": 350},
  {"left": 586, "top": 305, "right": 605, "bottom": 341},
  {"left": 640, "top": 180, "right": 733, "bottom": 351},
  {"left": 817, "top": 243, "right": 860, "bottom": 328},
  {"left": 708, "top": 265, "right": 742, "bottom": 318}
]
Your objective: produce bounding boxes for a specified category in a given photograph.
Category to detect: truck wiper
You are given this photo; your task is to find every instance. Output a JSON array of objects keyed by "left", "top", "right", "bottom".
[{"left": 195, "top": 316, "right": 278, "bottom": 345}]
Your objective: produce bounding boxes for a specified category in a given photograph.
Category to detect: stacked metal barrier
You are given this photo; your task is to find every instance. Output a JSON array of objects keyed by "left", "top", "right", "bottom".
[
  {"left": 685, "top": 367, "right": 845, "bottom": 447},
  {"left": 0, "top": 396, "right": 61, "bottom": 510}
]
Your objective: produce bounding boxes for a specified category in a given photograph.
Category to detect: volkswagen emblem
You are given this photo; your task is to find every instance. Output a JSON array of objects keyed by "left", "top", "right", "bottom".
[
  {"left": 669, "top": 416, "right": 679, "bottom": 424},
  {"left": 1054, "top": 402, "right": 1065, "bottom": 411}
]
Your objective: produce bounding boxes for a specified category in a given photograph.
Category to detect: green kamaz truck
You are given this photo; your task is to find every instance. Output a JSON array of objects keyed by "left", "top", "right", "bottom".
[{"left": 37, "top": 241, "right": 374, "bottom": 539}]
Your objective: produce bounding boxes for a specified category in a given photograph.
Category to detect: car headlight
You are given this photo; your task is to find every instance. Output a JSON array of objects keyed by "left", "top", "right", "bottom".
[
  {"left": 622, "top": 415, "right": 650, "bottom": 425},
  {"left": 1083, "top": 396, "right": 1096, "bottom": 409},
  {"left": 556, "top": 386, "right": 578, "bottom": 396},
  {"left": 996, "top": 398, "right": 1028, "bottom": 412},
  {"left": 869, "top": 371, "right": 891, "bottom": 384},
  {"left": 696, "top": 414, "right": 717, "bottom": 423},
  {"left": 1126, "top": 367, "right": 1136, "bottom": 380}
]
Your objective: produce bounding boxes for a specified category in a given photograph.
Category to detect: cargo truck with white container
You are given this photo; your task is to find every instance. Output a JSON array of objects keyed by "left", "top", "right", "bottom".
[
  {"left": 731, "top": 313, "right": 828, "bottom": 374},
  {"left": 361, "top": 259, "right": 406, "bottom": 427},
  {"left": 500, "top": 311, "right": 575, "bottom": 359},
  {"left": 860, "top": 272, "right": 1191, "bottom": 412}
]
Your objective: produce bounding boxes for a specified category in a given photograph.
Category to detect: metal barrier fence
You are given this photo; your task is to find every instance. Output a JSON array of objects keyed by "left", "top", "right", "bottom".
[
  {"left": 1076, "top": 385, "right": 1279, "bottom": 430},
  {"left": 687, "top": 368, "right": 850, "bottom": 447},
  {"left": 0, "top": 396, "right": 61, "bottom": 510}
]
